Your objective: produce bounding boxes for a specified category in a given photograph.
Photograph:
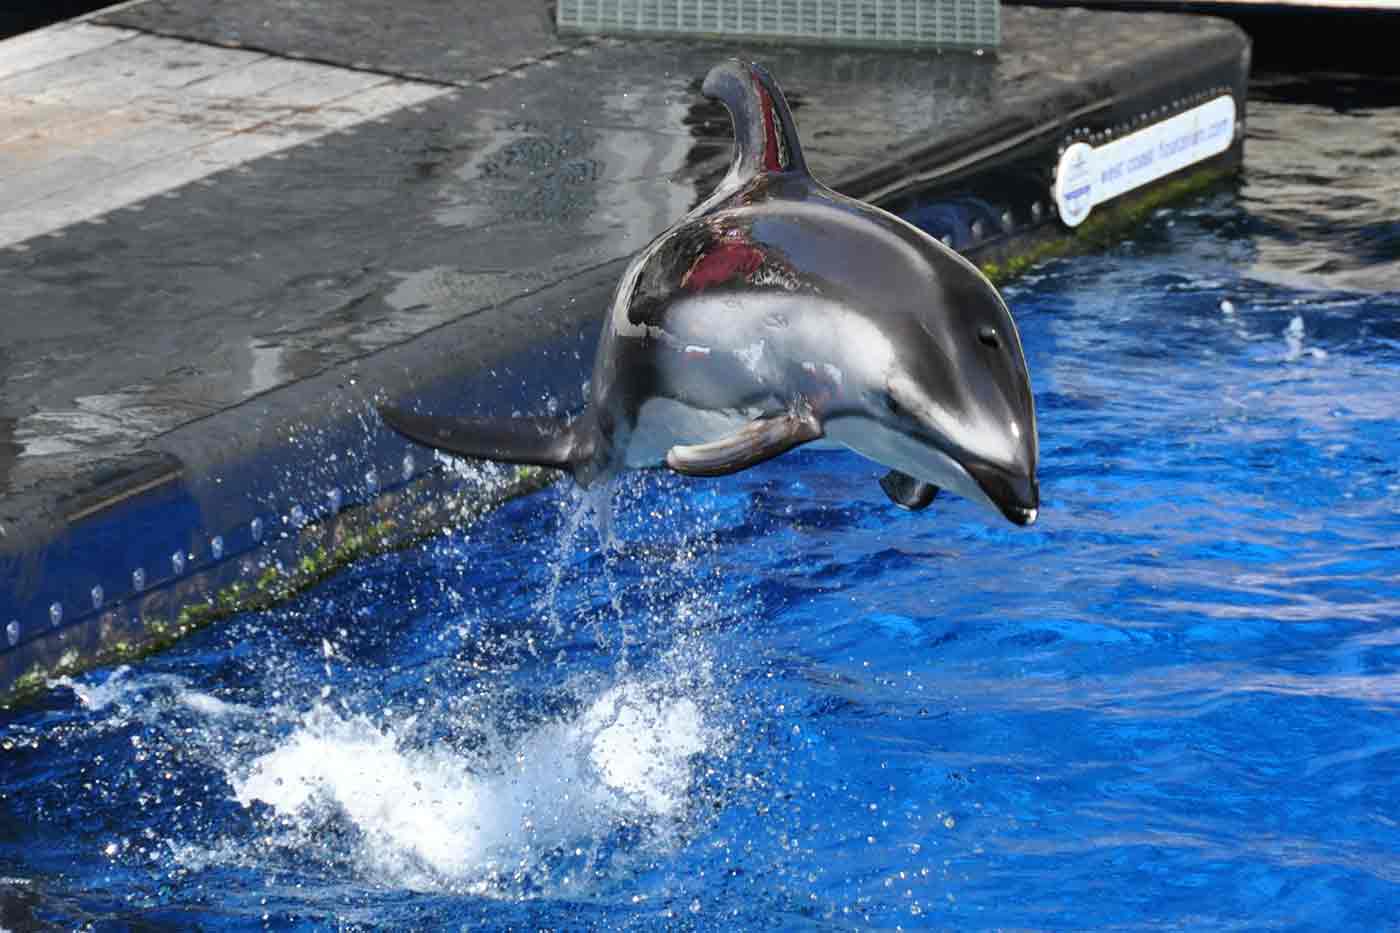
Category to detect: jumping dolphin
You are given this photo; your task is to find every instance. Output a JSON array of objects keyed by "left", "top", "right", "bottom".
[{"left": 380, "top": 61, "right": 1039, "bottom": 526}]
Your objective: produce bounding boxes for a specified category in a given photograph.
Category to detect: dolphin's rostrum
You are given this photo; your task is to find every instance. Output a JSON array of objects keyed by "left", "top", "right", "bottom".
[{"left": 380, "top": 61, "right": 1039, "bottom": 526}]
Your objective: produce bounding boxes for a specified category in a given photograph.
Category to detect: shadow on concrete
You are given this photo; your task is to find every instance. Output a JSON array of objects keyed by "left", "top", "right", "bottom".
[{"left": 0, "top": 1, "right": 120, "bottom": 40}]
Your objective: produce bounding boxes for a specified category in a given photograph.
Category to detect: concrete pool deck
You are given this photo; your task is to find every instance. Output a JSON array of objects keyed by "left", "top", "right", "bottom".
[{"left": 0, "top": 0, "right": 1249, "bottom": 697}]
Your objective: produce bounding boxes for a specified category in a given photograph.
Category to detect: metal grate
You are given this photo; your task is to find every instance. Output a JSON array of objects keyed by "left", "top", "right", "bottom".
[{"left": 556, "top": 0, "right": 1000, "bottom": 50}]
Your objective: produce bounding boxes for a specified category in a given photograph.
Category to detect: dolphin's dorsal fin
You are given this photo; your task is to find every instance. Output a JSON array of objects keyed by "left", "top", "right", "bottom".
[{"left": 703, "top": 60, "right": 808, "bottom": 188}]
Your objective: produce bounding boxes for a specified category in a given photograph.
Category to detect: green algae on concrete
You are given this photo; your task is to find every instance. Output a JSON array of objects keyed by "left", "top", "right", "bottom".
[{"left": 975, "top": 166, "right": 1235, "bottom": 285}]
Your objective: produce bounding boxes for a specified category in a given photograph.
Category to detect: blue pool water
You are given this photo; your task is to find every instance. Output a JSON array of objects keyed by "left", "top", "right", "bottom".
[{"left": 5, "top": 94, "right": 1400, "bottom": 929}]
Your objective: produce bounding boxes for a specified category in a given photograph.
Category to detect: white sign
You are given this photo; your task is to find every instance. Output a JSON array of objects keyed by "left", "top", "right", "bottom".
[{"left": 1054, "top": 95, "right": 1237, "bottom": 228}]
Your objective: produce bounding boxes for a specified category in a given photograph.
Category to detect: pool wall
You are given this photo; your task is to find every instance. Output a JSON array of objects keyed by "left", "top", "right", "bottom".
[{"left": 0, "top": 2, "right": 1249, "bottom": 700}]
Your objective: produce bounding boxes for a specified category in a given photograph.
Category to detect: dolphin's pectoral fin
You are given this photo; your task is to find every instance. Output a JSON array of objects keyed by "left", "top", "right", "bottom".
[
  {"left": 378, "top": 405, "right": 583, "bottom": 473},
  {"left": 665, "top": 407, "right": 822, "bottom": 477},
  {"left": 879, "top": 470, "right": 940, "bottom": 511}
]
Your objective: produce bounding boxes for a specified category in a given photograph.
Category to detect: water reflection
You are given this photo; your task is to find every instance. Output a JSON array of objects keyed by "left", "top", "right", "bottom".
[
  {"left": 440, "top": 120, "right": 608, "bottom": 227},
  {"left": 243, "top": 339, "right": 286, "bottom": 399},
  {"left": 13, "top": 390, "right": 201, "bottom": 458},
  {"left": 596, "top": 88, "right": 693, "bottom": 243},
  {"left": 436, "top": 110, "right": 694, "bottom": 258},
  {"left": 1239, "top": 85, "right": 1400, "bottom": 292}
]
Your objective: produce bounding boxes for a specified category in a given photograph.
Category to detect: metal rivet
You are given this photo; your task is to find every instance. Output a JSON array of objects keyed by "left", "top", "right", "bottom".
[
  {"left": 940, "top": 234, "right": 953, "bottom": 247},
  {"left": 1031, "top": 201, "right": 1044, "bottom": 221},
  {"left": 251, "top": 517, "right": 264, "bottom": 542},
  {"left": 970, "top": 220, "right": 985, "bottom": 240},
  {"left": 133, "top": 567, "right": 147, "bottom": 591},
  {"left": 172, "top": 550, "right": 186, "bottom": 576},
  {"left": 402, "top": 453, "right": 415, "bottom": 481},
  {"left": 49, "top": 602, "right": 63, "bottom": 627},
  {"left": 5, "top": 620, "right": 18, "bottom": 647},
  {"left": 1001, "top": 210, "right": 1014, "bottom": 230},
  {"left": 211, "top": 536, "right": 225, "bottom": 560},
  {"left": 91, "top": 585, "right": 104, "bottom": 610}
]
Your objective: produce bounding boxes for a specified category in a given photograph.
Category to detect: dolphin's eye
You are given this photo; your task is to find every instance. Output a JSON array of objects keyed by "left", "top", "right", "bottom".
[
  {"left": 978, "top": 326, "right": 1001, "bottom": 349},
  {"left": 884, "top": 391, "right": 905, "bottom": 417}
]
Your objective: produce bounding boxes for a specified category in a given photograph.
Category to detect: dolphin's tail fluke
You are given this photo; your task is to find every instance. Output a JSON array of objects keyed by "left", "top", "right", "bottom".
[
  {"left": 378, "top": 406, "right": 593, "bottom": 479},
  {"left": 702, "top": 60, "right": 808, "bottom": 185}
]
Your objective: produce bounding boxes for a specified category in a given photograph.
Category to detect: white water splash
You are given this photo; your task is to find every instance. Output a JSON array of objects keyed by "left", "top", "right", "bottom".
[
  {"left": 539, "top": 482, "right": 623, "bottom": 639},
  {"left": 52, "top": 666, "right": 137, "bottom": 711},
  {"left": 1283, "top": 314, "right": 1328, "bottom": 362},
  {"left": 178, "top": 690, "right": 252, "bottom": 719},
  {"left": 53, "top": 666, "right": 251, "bottom": 719},
  {"left": 230, "top": 680, "right": 710, "bottom": 892}
]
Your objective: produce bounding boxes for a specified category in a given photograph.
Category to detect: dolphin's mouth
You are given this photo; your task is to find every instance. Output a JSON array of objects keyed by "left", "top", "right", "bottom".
[
  {"left": 963, "top": 459, "right": 1040, "bottom": 527},
  {"left": 822, "top": 418, "right": 1039, "bottom": 527}
]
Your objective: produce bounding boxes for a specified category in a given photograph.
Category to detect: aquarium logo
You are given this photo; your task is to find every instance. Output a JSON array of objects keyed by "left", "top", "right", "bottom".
[
  {"left": 1054, "top": 96, "right": 1237, "bottom": 229},
  {"left": 1055, "top": 142, "right": 1096, "bottom": 227}
]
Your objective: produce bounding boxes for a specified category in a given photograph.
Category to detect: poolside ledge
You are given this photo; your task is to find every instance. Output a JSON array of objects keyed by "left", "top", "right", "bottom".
[{"left": 0, "top": 0, "right": 1248, "bottom": 700}]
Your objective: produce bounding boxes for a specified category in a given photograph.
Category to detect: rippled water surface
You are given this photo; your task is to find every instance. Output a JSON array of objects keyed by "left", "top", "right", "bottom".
[
  {"left": 4, "top": 91, "right": 1400, "bottom": 930},
  {"left": 1242, "top": 77, "right": 1400, "bottom": 292}
]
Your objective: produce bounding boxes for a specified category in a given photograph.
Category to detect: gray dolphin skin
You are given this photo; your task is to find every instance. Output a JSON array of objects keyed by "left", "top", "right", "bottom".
[{"left": 380, "top": 60, "right": 1039, "bottom": 526}]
